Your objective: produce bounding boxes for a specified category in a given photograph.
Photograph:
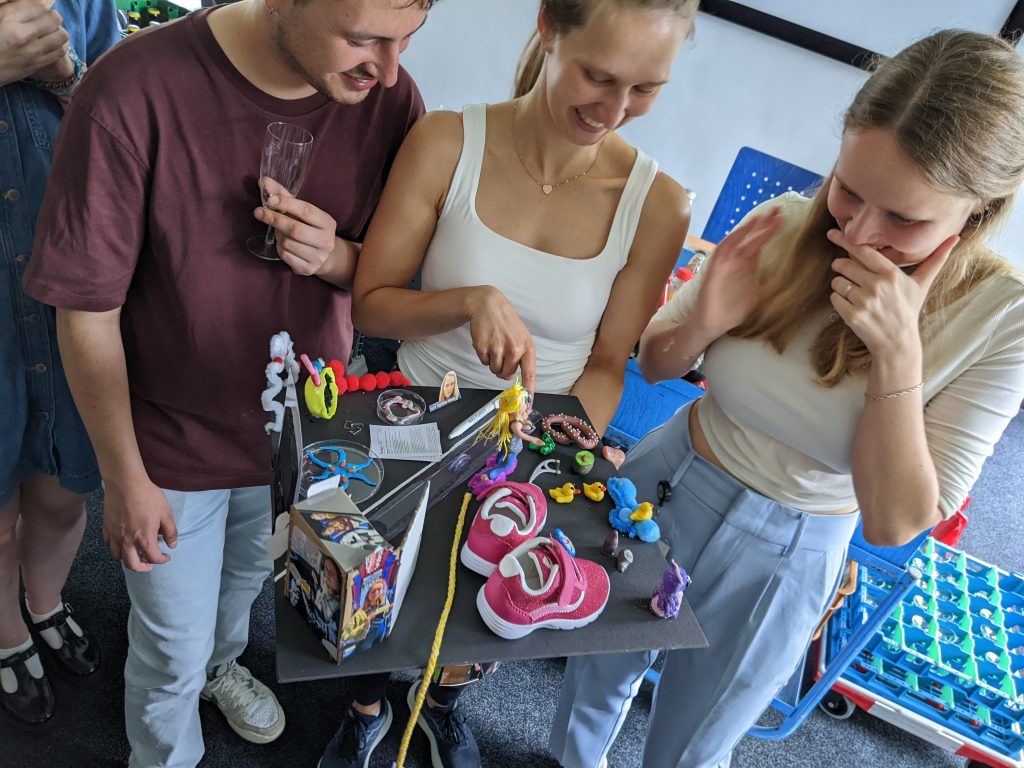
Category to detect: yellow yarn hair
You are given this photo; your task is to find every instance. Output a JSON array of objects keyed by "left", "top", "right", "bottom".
[
  {"left": 394, "top": 493, "right": 472, "bottom": 768},
  {"left": 476, "top": 379, "right": 530, "bottom": 459}
]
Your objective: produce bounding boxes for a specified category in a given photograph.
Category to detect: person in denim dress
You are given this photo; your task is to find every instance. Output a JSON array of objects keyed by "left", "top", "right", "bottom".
[{"left": 0, "top": 0, "right": 120, "bottom": 725}]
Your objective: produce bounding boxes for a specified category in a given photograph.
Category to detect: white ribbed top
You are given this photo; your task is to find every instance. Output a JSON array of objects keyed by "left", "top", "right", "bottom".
[
  {"left": 655, "top": 193, "right": 1024, "bottom": 515},
  {"left": 398, "top": 104, "right": 659, "bottom": 393}
]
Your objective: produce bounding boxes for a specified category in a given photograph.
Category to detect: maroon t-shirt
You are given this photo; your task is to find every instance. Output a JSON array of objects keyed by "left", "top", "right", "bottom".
[{"left": 24, "top": 9, "right": 424, "bottom": 491}]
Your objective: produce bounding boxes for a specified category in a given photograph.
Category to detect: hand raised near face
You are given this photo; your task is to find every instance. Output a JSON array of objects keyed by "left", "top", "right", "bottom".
[
  {"left": 691, "top": 208, "right": 784, "bottom": 334},
  {"left": 827, "top": 228, "right": 959, "bottom": 357}
]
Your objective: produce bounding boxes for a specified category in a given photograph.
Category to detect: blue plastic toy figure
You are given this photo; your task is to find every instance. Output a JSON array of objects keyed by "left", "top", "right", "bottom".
[{"left": 606, "top": 477, "right": 661, "bottom": 542}]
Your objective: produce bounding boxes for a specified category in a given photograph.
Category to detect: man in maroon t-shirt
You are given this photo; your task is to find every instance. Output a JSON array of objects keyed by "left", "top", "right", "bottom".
[{"left": 23, "top": 0, "right": 436, "bottom": 764}]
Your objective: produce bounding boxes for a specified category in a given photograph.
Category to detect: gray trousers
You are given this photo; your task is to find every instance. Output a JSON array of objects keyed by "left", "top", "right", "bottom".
[
  {"left": 122, "top": 485, "right": 272, "bottom": 768},
  {"left": 550, "top": 405, "right": 857, "bottom": 768}
]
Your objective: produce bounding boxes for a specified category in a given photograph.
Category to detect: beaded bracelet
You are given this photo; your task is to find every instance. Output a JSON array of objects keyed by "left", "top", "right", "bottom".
[
  {"left": 381, "top": 395, "right": 424, "bottom": 424},
  {"left": 541, "top": 414, "right": 600, "bottom": 450},
  {"left": 27, "top": 48, "right": 86, "bottom": 97},
  {"left": 865, "top": 382, "right": 923, "bottom": 401}
]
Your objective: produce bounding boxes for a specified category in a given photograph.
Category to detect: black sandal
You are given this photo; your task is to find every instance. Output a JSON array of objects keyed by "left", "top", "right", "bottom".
[
  {"left": 31, "top": 604, "right": 101, "bottom": 677},
  {"left": 0, "top": 643, "right": 55, "bottom": 725}
]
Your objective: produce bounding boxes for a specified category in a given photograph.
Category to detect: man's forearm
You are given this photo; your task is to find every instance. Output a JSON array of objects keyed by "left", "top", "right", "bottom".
[{"left": 56, "top": 308, "right": 149, "bottom": 489}]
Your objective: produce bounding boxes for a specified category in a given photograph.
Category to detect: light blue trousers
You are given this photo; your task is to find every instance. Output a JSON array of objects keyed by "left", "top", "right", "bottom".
[
  {"left": 550, "top": 406, "right": 858, "bottom": 768},
  {"left": 122, "top": 485, "right": 272, "bottom": 768}
]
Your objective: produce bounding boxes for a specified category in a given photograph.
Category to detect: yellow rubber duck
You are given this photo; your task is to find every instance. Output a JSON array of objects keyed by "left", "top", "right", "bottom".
[
  {"left": 583, "top": 481, "right": 607, "bottom": 502},
  {"left": 630, "top": 501, "right": 655, "bottom": 521},
  {"left": 549, "top": 483, "right": 580, "bottom": 504}
]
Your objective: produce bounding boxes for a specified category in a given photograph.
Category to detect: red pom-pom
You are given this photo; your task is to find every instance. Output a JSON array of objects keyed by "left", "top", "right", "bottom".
[
  {"left": 327, "top": 358, "right": 346, "bottom": 382},
  {"left": 336, "top": 377, "right": 349, "bottom": 395},
  {"left": 389, "top": 371, "right": 404, "bottom": 386},
  {"left": 359, "top": 373, "right": 377, "bottom": 392},
  {"left": 375, "top": 371, "right": 391, "bottom": 389},
  {"left": 346, "top": 374, "right": 360, "bottom": 392}
]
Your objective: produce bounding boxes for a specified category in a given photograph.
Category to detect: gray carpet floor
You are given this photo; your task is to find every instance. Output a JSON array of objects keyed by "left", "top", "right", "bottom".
[{"left": 4, "top": 412, "right": 1022, "bottom": 768}]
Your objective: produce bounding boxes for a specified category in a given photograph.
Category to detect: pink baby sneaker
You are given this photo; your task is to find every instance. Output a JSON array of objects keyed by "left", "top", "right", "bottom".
[
  {"left": 476, "top": 536, "right": 610, "bottom": 639},
  {"left": 461, "top": 482, "right": 548, "bottom": 577}
]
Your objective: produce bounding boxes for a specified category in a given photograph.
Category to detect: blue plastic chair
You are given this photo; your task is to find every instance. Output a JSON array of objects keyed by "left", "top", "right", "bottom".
[
  {"left": 605, "top": 360, "right": 703, "bottom": 450},
  {"left": 701, "top": 146, "right": 824, "bottom": 244}
]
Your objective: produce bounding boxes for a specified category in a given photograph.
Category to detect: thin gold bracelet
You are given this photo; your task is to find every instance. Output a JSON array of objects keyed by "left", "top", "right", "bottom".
[{"left": 865, "top": 382, "right": 923, "bottom": 401}]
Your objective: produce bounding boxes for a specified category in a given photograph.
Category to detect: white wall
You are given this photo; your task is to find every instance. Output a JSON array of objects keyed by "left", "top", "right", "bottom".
[{"left": 400, "top": 0, "right": 1024, "bottom": 268}]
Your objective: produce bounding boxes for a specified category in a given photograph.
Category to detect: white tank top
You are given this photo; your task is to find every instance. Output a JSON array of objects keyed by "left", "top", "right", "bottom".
[{"left": 398, "top": 103, "right": 659, "bottom": 394}]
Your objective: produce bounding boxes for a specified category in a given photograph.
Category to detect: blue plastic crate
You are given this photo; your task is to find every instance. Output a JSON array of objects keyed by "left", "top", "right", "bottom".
[
  {"left": 828, "top": 539, "right": 1024, "bottom": 757},
  {"left": 605, "top": 359, "right": 703, "bottom": 449}
]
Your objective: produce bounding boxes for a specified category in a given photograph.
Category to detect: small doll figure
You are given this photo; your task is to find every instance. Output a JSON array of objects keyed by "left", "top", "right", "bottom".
[
  {"left": 650, "top": 559, "right": 691, "bottom": 620},
  {"left": 468, "top": 379, "right": 545, "bottom": 494}
]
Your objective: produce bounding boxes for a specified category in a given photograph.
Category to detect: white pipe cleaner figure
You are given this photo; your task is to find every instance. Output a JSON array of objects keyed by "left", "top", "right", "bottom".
[{"left": 261, "top": 331, "right": 300, "bottom": 433}]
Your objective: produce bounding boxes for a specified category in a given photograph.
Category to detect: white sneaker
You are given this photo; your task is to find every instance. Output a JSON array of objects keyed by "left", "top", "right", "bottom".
[{"left": 200, "top": 660, "right": 285, "bottom": 744}]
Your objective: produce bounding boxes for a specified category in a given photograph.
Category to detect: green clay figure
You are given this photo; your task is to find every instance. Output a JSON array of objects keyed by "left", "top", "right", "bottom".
[{"left": 528, "top": 432, "right": 556, "bottom": 455}]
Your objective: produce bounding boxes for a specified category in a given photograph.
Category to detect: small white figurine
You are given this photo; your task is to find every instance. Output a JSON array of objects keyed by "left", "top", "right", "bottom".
[{"left": 261, "top": 331, "right": 300, "bottom": 433}]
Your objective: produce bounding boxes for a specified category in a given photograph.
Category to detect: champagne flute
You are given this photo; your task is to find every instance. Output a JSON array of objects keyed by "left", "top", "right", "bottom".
[{"left": 247, "top": 122, "right": 314, "bottom": 261}]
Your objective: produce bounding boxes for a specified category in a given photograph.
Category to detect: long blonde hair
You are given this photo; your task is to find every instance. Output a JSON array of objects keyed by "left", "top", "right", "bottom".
[
  {"left": 477, "top": 379, "right": 531, "bottom": 458},
  {"left": 732, "top": 30, "right": 1024, "bottom": 386},
  {"left": 514, "top": 0, "right": 699, "bottom": 98}
]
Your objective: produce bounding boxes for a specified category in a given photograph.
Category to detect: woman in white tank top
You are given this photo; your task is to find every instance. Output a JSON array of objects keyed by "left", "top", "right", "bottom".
[
  {"left": 351, "top": 0, "right": 696, "bottom": 435},
  {"left": 320, "top": 3, "right": 698, "bottom": 767}
]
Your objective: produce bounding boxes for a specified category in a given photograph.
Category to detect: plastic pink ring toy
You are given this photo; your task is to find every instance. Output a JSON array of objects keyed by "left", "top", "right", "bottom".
[{"left": 381, "top": 395, "right": 423, "bottom": 425}]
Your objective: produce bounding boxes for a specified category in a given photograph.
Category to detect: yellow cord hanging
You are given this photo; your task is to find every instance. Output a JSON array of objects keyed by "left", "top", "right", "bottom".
[{"left": 394, "top": 492, "right": 472, "bottom": 768}]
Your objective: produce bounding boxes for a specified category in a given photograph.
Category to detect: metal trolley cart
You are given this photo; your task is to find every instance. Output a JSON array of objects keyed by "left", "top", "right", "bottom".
[
  {"left": 741, "top": 517, "right": 1023, "bottom": 768},
  {"left": 813, "top": 536, "right": 1024, "bottom": 768}
]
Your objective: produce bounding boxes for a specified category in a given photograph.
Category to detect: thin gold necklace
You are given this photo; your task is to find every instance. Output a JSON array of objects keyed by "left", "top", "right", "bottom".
[{"left": 511, "top": 99, "right": 605, "bottom": 195}]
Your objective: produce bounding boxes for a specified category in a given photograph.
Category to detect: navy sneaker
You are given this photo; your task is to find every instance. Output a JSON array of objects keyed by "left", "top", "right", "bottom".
[
  {"left": 407, "top": 682, "right": 481, "bottom": 768},
  {"left": 318, "top": 699, "right": 392, "bottom": 768}
]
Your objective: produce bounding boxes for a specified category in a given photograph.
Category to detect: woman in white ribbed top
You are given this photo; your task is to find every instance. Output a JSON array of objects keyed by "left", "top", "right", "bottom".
[
  {"left": 325, "top": 3, "right": 698, "bottom": 766},
  {"left": 553, "top": 30, "right": 1024, "bottom": 768},
  {"left": 351, "top": 0, "right": 697, "bottom": 434}
]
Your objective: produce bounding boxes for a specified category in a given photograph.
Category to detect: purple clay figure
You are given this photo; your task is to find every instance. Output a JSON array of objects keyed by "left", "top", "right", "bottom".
[{"left": 650, "top": 559, "right": 691, "bottom": 620}]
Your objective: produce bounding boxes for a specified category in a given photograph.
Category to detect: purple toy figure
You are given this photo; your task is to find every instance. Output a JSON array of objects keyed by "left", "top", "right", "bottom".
[
  {"left": 467, "top": 379, "right": 545, "bottom": 495},
  {"left": 650, "top": 559, "right": 690, "bottom": 620}
]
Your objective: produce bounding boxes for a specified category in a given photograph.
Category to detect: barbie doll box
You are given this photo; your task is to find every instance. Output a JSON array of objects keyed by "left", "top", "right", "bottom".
[{"left": 284, "top": 483, "right": 429, "bottom": 663}]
